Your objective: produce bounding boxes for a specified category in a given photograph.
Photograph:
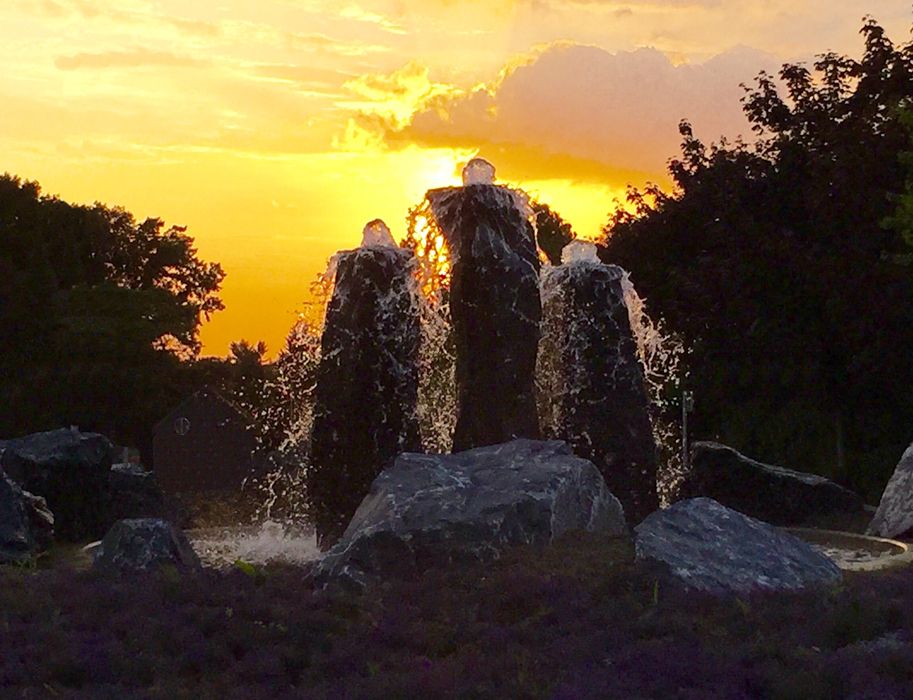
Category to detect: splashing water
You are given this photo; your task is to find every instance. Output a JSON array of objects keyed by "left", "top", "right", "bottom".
[
  {"left": 537, "top": 253, "right": 687, "bottom": 506},
  {"left": 188, "top": 521, "right": 321, "bottom": 568},
  {"left": 619, "top": 272, "right": 687, "bottom": 504},
  {"left": 362, "top": 218, "right": 397, "bottom": 248},
  {"left": 462, "top": 157, "right": 496, "bottom": 185},
  {"left": 561, "top": 240, "right": 600, "bottom": 265}
]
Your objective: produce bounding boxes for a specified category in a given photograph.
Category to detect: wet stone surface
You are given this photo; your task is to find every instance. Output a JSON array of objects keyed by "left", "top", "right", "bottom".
[
  {"left": 428, "top": 184, "right": 541, "bottom": 451},
  {"left": 539, "top": 260, "right": 658, "bottom": 523},
  {"left": 310, "top": 244, "right": 422, "bottom": 548}
]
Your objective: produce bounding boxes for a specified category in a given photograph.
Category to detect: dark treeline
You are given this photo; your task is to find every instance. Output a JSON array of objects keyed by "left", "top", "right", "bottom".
[
  {"left": 600, "top": 17, "right": 913, "bottom": 500},
  {"left": 0, "top": 176, "right": 273, "bottom": 461}
]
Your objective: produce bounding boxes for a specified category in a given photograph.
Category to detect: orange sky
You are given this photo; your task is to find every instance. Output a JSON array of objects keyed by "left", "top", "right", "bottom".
[{"left": 3, "top": 1, "right": 911, "bottom": 357}]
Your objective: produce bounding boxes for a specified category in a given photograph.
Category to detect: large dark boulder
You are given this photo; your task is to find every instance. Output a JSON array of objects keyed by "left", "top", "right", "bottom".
[
  {"left": 0, "top": 470, "right": 53, "bottom": 565},
  {"left": 1, "top": 429, "right": 113, "bottom": 540},
  {"left": 107, "top": 463, "right": 166, "bottom": 524},
  {"left": 315, "top": 439, "right": 627, "bottom": 590},
  {"left": 309, "top": 241, "right": 422, "bottom": 548},
  {"left": 93, "top": 519, "right": 201, "bottom": 574},
  {"left": 868, "top": 442, "right": 913, "bottom": 538},
  {"left": 427, "top": 184, "right": 541, "bottom": 451},
  {"left": 635, "top": 498, "right": 842, "bottom": 595},
  {"left": 679, "top": 442, "right": 866, "bottom": 526},
  {"left": 539, "top": 249, "right": 658, "bottom": 523}
]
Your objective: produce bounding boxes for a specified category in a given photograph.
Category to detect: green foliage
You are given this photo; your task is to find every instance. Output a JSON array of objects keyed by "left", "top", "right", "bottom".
[
  {"left": 883, "top": 104, "right": 913, "bottom": 262},
  {"left": 601, "top": 17, "right": 913, "bottom": 499}
]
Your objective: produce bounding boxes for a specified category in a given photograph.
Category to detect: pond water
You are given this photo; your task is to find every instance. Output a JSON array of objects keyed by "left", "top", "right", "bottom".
[{"left": 786, "top": 528, "right": 913, "bottom": 572}]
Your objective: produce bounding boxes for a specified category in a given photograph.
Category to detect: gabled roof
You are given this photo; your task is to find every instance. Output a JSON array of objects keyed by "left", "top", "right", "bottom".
[{"left": 153, "top": 385, "right": 254, "bottom": 434}]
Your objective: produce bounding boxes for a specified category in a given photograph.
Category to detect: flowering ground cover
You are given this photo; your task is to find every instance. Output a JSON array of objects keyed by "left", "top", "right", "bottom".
[{"left": 2, "top": 532, "right": 912, "bottom": 699}]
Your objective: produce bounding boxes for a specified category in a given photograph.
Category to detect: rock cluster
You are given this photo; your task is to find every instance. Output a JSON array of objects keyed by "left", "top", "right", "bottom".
[
  {"left": 1, "top": 428, "right": 115, "bottom": 540},
  {"left": 0, "top": 428, "right": 166, "bottom": 548}
]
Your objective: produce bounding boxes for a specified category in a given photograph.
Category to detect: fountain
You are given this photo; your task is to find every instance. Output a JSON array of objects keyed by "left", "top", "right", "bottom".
[
  {"left": 425, "top": 158, "right": 542, "bottom": 451},
  {"left": 539, "top": 240, "right": 659, "bottom": 523},
  {"left": 308, "top": 220, "right": 422, "bottom": 548}
]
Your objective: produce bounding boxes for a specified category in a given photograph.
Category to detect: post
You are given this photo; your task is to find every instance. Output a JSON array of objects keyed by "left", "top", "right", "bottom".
[{"left": 682, "top": 390, "right": 694, "bottom": 473}]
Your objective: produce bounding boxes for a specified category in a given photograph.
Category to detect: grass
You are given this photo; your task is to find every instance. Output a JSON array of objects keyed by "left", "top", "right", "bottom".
[{"left": 2, "top": 531, "right": 913, "bottom": 698}]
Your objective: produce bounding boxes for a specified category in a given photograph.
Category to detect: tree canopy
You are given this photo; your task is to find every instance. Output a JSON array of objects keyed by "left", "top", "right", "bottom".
[
  {"left": 0, "top": 174, "right": 225, "bottom": 454},
  {"left": 600, "top": 17, "right": 913, "bottom": 500}
]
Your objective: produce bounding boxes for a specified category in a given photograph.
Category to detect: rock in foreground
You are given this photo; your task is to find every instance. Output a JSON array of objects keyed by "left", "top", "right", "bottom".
[
  {"left": 94, "top": 519, "right": 200, "bottom": 574},
  {"left": 1, "top": 428, "right": 113, "bottom": 540},
  {"left": 869, "top": 442, "right": 913, "bottom": 538},
  {"left": 679, "top": 442, "right": 866, "bottom": 526},
  {"left": 315, "top": 439, "right": 626, "bottom": 589},
  {"left": 0, "top": 470, "right": 53, "bottom": 565},
  {"left": 635, "top": 498, "right": 842, "bottom": 595}
]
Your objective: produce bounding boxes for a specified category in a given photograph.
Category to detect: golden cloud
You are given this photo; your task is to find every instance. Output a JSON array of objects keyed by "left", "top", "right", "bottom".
[{"left": 344, "top": 42, "right": 779, "bottom": 182}]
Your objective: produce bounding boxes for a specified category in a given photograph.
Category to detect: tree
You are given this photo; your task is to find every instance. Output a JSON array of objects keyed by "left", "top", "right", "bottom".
[
  {"left": 0, "top": 174, "right": 226, "bottom": 456},
  {"left": 533, "top": 201, "right": 576, "bottom": 265},
  {"left": 883, "top": 105, "right": 913, "bottom": 262},
  {"left": 600, "top": 17, "right": 913, "bottom": 500}
]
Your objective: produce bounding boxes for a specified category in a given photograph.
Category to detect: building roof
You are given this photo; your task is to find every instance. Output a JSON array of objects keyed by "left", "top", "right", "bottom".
[{"left": 153, "top": 386, "right": 254, "bottom": 435}]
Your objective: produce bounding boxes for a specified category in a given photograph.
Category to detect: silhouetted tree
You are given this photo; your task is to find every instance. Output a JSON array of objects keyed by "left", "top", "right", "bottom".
[
  {"left": 533, "top": 201, "right": 576, "bottom": 265},
  {"left": 600, "top": 17, "right": 913, "bottom": 500},
  {"left": 0, "top": 174, "right": 225, "bottom": 458}
]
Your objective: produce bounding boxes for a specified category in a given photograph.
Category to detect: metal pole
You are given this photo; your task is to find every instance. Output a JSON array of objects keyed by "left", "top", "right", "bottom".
[{"left": 682, "top": 391, "right": 694, "bottom": 473}]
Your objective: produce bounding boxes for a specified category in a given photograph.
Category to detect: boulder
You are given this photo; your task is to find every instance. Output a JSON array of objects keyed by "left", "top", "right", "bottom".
[
  {"left": 635, "top": 498, "right": 842, "bottom": 595},
  {"left": 315, "top": 439, "right": 627, "bottom": 589},
  {"left": 678, "top": 442, "right": 866, "bottom": 526},
  {"left": 868, "top": 442, "right": 913, "bottom": 538},
  {"left": 107, "top": 463, "right": 166, "bottom": 523},
  {"left": 93, "top": 519, "right": 201, "bottom": 574},
  {"left": 0, "top": 470, "right": 54, "bottom": 564},
  {"left": 1, "top": 428, "right": 113, "bottom": 540}
]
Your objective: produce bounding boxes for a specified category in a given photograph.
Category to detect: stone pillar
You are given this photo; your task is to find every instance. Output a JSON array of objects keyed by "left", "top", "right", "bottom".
[
  {"left": 309, "top": 222, "right": 421, "bottom": 548},
  {"left": 427, "top": 160, "right": 541, "bottom": 452},
  {"left": 539, "top": 241, "right": 658, "bottom": 523}
]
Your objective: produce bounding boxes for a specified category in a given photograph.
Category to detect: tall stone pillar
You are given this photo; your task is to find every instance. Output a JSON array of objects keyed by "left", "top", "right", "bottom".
[
  {"left": 539, "top": 241, "right": 658, "bottom": 523},
  {"left": 309, "top": 221, "right": 421, "bottom": 547},
  {"left": 427, "top": 159, "right": 541, "bottom": 451}
]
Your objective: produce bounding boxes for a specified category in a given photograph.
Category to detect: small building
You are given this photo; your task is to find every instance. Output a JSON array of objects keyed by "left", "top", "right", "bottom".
[{"left": 152, "top": 387, "right": 260, "bottom": 494}]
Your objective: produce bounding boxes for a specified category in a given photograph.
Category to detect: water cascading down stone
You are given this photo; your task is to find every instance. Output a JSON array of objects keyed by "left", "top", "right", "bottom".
[
  {"left": 309, "top": 220, "right": 421, "bottom": 547},
  {"left": 426, "top": 158, "right": 542, "bottom": 451},
  {"left": 539, "top": 240, "right": 659, "bottom": 522}
]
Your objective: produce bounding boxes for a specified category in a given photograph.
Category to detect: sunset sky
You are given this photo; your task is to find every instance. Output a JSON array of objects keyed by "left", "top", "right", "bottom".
[{"left": 3, "top": 1, "right": 911, "bottom": 356}]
